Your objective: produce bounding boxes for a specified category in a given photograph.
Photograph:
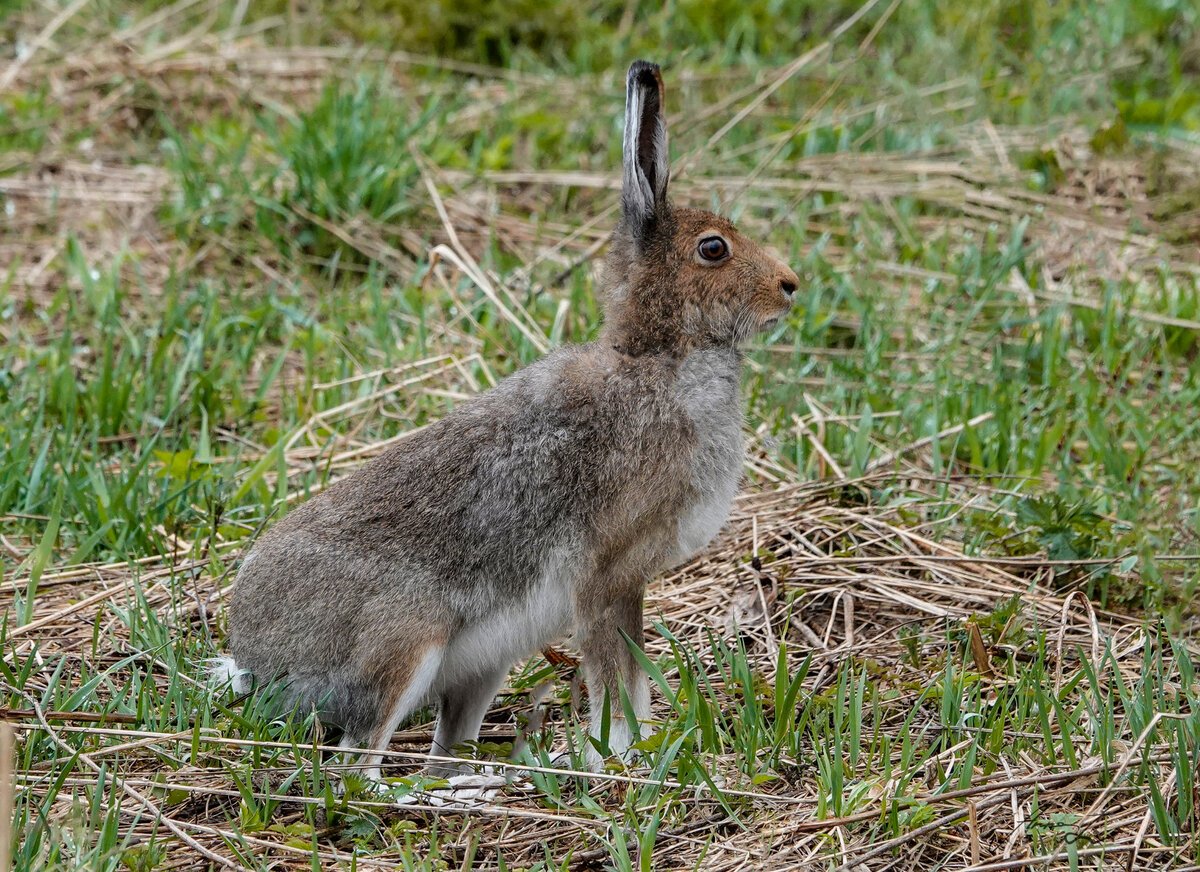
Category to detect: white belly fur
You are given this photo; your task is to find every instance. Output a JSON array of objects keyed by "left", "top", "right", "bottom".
[
  {"left": 672, "top": 350, "right": 744, "bottom": 563},
  {"left": 675, "top": 469, "right": 740, "bottom": 561},
  {"left": 437, "top": 544, "right": 578, "bottom": 688}
]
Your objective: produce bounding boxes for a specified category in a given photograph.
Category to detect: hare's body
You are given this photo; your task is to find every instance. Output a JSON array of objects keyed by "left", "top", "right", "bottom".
[
  {"left": 219, "top": 61, "right": 799, "bottom": 779},
  {"left": 228, "top": 342, "right": 744, "bottom": 771}
]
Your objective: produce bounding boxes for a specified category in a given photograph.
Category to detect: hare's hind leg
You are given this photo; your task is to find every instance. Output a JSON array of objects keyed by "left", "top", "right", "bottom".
[
  {"left": 428, "top": 665, "right": 509, "bottom": 775},
  {"left": 355, "top": 645, "right": 445, "bottom": 783},
  {"left": 576, "top": 587, "right": 650, "bottom": 770}
]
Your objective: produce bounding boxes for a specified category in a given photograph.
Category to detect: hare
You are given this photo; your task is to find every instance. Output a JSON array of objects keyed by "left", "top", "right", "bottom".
[{"left": 214, "top": 60, "right": 799, "bottom": 780}]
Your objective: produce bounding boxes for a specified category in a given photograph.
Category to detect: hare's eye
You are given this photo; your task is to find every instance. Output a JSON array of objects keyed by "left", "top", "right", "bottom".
[{"left": 698, "top": 236, "right": 729, "bottom": 262}]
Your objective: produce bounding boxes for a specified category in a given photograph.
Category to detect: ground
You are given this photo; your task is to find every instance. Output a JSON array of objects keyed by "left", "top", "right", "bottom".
[{"left": 1, "top": 1, "right": 1199, "bottom": 869}]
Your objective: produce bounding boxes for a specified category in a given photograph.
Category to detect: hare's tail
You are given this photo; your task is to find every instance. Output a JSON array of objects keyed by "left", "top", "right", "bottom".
[{"left": 206, "top": 655, "right": 254, "bottom": 694}]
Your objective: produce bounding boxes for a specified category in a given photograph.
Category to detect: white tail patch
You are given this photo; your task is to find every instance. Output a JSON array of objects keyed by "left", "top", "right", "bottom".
[{"left": 206, "top": 656, "right": 253, "bottom": 694}]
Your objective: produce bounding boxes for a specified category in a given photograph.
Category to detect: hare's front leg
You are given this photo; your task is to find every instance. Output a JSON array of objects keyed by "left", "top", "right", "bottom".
[{"left": 576, "top": 587, "right": 650, "bottom": 770}]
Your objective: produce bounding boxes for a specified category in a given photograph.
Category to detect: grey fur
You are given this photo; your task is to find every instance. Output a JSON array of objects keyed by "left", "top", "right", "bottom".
[
  {"left": 221, "top": 59, "right": 801, "bottom": 776},
  {"left": 429, "top": 665, "right": 509, "bottom": 775}
]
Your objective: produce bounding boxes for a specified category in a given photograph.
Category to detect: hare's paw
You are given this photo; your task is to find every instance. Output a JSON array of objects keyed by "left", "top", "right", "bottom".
[
  {"left": 589, "top": 718, "right": 644, "bottom": 769},
  {"left": 394, "top": 771, "right": 520, "bottom": 808},
  {"left": 581, "top": 730, "right": 645, "bottom": 773}
]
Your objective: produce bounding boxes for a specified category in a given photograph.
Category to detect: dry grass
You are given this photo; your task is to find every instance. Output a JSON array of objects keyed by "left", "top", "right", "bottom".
[{"left": 4, "top": 472, "right": 1198, "bottom": 869}]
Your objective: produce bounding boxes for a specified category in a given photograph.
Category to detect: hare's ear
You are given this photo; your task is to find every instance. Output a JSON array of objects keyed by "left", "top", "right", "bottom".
[{"left": 622, "top": 60, "right": 669, "bottom": 245}]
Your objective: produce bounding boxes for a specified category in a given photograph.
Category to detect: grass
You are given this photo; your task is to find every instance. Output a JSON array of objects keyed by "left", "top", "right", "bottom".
[{"left": 1, "top": 0, "right": 1199, "bottom": 868}]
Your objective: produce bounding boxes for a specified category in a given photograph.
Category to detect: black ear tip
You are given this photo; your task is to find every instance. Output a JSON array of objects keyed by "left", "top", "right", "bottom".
[{"left": 627, "top": 60, "right": 661, "bottom": 88}]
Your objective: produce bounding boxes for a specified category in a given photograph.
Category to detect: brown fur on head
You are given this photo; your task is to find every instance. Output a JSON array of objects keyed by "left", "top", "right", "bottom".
[{"left": 602, "top": 61, "right": 800, "bottom": 357}]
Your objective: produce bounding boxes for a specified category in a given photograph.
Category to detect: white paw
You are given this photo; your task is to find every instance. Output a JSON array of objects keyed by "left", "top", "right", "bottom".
[
  {"left": 547, "top": 745, "right": 612, "bottom": 773},
  {"left": 393, "top": 772, "right": 529, "bottom": 808},
  {"left": 582, "top": 743, "right": 643, "bottom": 773},
  {"left": 583, "top": 718, "right": 643, "bottom": 771},
  {"left": 446, "top": 772, "right": 509, "bottom": 790}
]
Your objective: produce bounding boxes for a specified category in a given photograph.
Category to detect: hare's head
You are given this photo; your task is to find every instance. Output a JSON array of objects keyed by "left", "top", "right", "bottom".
[{"left": 601, "top": 61, "right": 799, "bottom": 356}]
